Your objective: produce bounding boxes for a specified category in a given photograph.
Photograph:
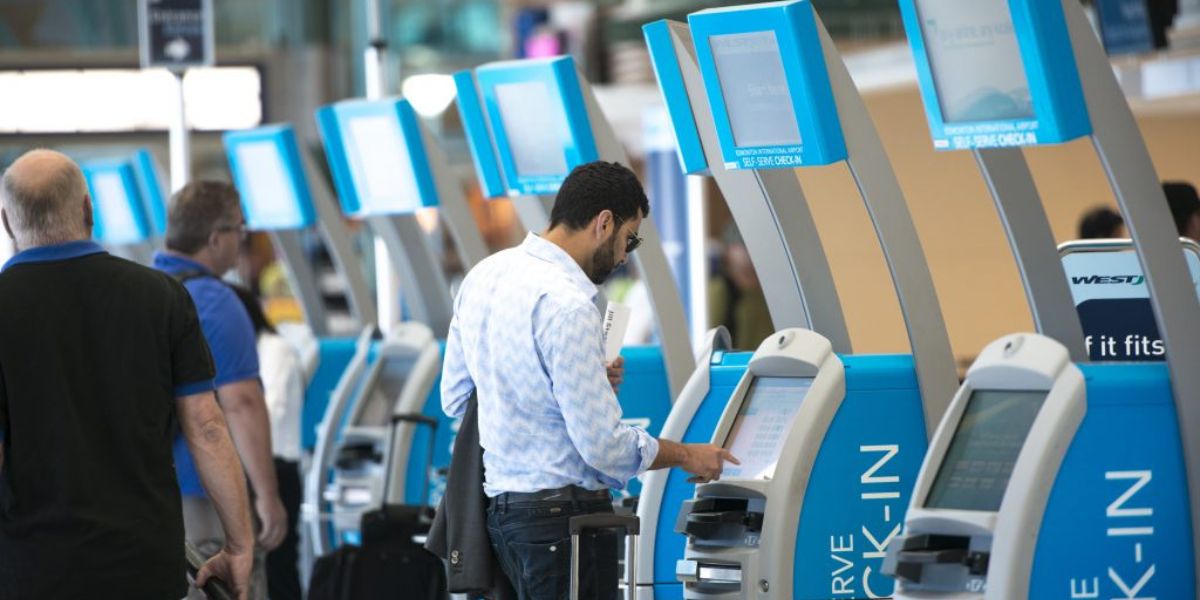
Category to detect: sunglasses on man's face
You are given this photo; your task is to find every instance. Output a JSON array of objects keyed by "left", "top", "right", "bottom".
[{"left": 624, "top": 231, "right": 643, "bottom": 254}]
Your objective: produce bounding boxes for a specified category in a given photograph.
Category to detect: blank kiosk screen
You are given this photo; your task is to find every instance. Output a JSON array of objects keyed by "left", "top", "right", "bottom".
[
  {"left": 494, "top": 81, "right": 568, "bottom": 177},
  {"left": 915, "top": 0, "right": 1034, "bottom": 123},
  {"left": 709, "top": 31, "right": 802, "bottom": 147},
  {"left": 925, "top": 390, "right": 1047, "bottom": 511},
  {"left": 722, "top": 377, "right": 813, "bottom": 480},
  {"left": 346, "top": 115, "right": 418, "bottom": 210},
  {"left": 233, "top": 141, "right": 303, "bottom": 228},
  {"left": 92, "top": 172, "right": 140, "bottom": 241}
]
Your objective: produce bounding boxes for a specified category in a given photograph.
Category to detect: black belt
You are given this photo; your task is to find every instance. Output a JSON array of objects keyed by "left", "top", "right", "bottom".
[{"left": 493, "top": 485, "right": 611, "bottom": 506}]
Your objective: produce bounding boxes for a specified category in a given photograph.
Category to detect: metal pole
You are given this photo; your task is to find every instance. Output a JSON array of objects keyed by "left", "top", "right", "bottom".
[
  {"left": 362, "top": 0, "right": 402, "bottom": 333},
  {"left": 686, "top": 175, "right": 708, "bottom": 354},
  {"left": 168, "top": 71, "right": 190, "bottom": 193}
]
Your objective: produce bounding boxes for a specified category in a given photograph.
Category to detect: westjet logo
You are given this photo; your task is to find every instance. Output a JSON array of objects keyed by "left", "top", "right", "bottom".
[{"left": 1071, "top": 275, "right": 1145, "bottom": 285}]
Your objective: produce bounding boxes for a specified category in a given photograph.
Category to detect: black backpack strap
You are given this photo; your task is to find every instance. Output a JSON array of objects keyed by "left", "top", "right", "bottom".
[{"left": 171, "top": 269, "right": 217, "bottom": 285}]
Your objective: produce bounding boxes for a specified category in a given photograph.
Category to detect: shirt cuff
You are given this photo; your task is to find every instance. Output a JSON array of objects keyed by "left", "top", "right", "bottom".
[
  {"left": 634, "top": 428, "right": 660, "bottom": 477},
  {"left": 173, "top": 379, "right": 215, "bottom": 397}
]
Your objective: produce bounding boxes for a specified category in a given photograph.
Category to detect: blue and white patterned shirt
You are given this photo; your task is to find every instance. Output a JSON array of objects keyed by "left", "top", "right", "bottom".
[{"left": 442, "top": 233, "right": 659, "bottom": 496}]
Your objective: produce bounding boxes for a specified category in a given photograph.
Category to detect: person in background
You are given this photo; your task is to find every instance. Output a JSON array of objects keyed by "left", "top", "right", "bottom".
[
  {"left": 0, "top": 150, "right": 254, "bottom": 599},
  {"left": 153, "top": 181, "right": 287, "bottom": 600},
  {"left": 1077, "top": 206, "right": 1126, "bottom": 239},
  {"left": 229, "top": 285, "right": 305, "bottom": 600},
  {"left": 1165, "top": 181, "right": 1200, "bottom": 242},
  {"left": 708, "top": 226, "right": 773, "bottom": 350}
]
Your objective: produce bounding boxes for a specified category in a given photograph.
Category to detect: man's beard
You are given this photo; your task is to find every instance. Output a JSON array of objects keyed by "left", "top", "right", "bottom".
[{"left": 587, "top": 230, "right": 620, "bottom": 284}]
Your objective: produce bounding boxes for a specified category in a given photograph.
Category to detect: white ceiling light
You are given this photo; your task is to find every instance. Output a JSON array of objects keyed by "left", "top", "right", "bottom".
[
  {"left": 0, "top": 67, "right": 262, "bottom": 134},
  {"left": 401, "top": 73, "right": 457, "bottom": 118}
]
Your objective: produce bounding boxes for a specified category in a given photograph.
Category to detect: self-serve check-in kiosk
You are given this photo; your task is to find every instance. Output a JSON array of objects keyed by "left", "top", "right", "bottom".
[
  {"left": 638, "top": 2, "right": 961, "bottom": 597},
  {"left": 315, "top": 96, "right": 493, "bottom": 511},
  {"left": 882, "top": 0, "right": 1200, "bottom": 597},
  {"left": 453, "top": 56, "right": 696, "bottom": 496},
  {"left": 223, "top": 125, "right": 378, "bottom": 453},
  {"left": 303, "top": 322, "right": 441, "bottom": 553},
  {"left": 81, "top": 149, "right": 169, "bottom": 263}
]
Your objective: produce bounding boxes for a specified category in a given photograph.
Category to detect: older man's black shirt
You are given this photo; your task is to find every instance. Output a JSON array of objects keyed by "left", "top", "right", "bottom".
[{"left": 0, "top": 241, "right": 216, "bottom": 599}]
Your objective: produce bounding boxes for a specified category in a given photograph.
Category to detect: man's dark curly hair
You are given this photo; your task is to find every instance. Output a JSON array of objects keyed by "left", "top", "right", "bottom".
[{"left": 548, "top": 161, "right": 650, "bottom": 231}]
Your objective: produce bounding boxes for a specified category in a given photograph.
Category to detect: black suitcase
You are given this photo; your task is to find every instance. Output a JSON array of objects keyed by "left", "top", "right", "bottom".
[{"left": 308, "top": 413, "right": 448, "bottom": 600}]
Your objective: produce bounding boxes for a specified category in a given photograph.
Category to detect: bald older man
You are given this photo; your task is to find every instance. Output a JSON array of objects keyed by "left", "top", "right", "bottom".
[{"left": 0, "top": 150, "right": 254, "bottom": 600}]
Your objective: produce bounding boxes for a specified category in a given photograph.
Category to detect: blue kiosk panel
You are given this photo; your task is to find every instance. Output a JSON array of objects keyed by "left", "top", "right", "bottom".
[
  {"left": 472, "top": 56, "right": 599, "bottom": 196},
  {"left": 652, "top": 351, "right": 752, "bottom": 598},
  {"left": 316, "top": 98, "right": 439, "bottom": 217},
  {"left": 688, "top": 0, "right": 847, "bottom": 169},
  {"left": 223, "top": 125, "right": 317, "bottom": 231},
  {"left": 643, "top": 20, "right": 709, "bottom": 176},
  {"left": 130, "top": 149, "right": 168, "bottom": 237},
  {"left": 1031, "top": 363, "right": 1195, "bottom": 598},
  {"left": 898, "top": 0, "right": 1092, "bottom": 150},
  {"left": 793, "top": 354, "right": 927, "bottom": 599},
  {"left": 453, "top": 70, "right": 508, "bottom": 199},
  {"left": 83, "top": 160, "right": 153, "bottom": 246}
]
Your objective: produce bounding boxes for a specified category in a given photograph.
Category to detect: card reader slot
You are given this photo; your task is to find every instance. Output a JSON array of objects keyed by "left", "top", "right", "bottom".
[
  {"left": 334, "top": 442, "right": 383, "bottom": 470},
  {"left": 891, "top": 534, "right": 988, "bottom": 585}
]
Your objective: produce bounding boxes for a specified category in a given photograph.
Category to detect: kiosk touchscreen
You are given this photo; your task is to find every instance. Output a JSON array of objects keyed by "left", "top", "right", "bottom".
[
  {"left": 885, "top": 334, "right": 1084, "bottom": 598},
  {"left": 676, "top": 329, "right": 843, "bottom": 596},
  {"left": 83, "top": 160, "right": 153, "bottom": 248},
  {"left": 304, "top": 323, "right": 441, "bottom": 554}
]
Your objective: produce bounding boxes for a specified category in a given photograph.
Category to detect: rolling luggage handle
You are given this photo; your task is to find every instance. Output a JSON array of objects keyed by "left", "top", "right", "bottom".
[
  {"left": 568, "top": 514, "right": 640, "bottom": 600},
  {"left": 383, "top": 412, "right": 438, "bottom": 507}
]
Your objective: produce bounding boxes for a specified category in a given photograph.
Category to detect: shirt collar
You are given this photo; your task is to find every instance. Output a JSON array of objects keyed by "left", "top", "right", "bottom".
[
  {"left": 2, "top": 240, "right": 107, "bottom": 272},
  {"left": 152, "top": 251, "right": 213, "bottom": 276},
  {"left": 521, "top": 233, "right": 598, "bottom": 300}
]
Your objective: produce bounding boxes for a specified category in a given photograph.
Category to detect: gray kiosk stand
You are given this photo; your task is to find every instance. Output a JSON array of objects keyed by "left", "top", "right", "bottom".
[
  {"left": 636, "top": 2, "right": 959, "bottom": 597},
  {"left": 882, "top": 0, "right": 1200, "bottom": 598},
  {"left": 455, "top": 56, "right": 694, "bottom": 400}
]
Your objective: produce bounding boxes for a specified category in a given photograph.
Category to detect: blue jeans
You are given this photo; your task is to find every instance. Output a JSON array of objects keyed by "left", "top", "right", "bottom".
[{"left": 486, "top": 496, "right": 618, "bottom": 600}]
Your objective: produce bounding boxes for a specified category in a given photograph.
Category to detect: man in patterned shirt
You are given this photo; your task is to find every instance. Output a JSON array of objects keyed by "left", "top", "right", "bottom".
[{"left": 442, "top": 161, "right": 736, "bottom": 599}]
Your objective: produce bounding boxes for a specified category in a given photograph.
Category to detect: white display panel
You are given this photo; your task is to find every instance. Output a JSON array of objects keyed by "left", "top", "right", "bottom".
[
  {"left": 916, "top": 0, "right": 1034, "bottom": 123},
  {"left": 92, "top": 171, "right": 139, "bottom": 241},
  {"left": 346, "top": 114, "right": 421, "bottom": 213},
  {"left": 709, "top": 30, "right": 802, "bottom": 148},
  {"left": 722, "top": 377, "right": 813, "bottom": 480},
  {"left": 925, "top": 389, "right": 1047, "bottom": 511},
  {"left": 234, "top": 141, "right": 303, "bottom": 227},
  {"left": 494, "top": 80, "right": 570, "bottom": 177}
]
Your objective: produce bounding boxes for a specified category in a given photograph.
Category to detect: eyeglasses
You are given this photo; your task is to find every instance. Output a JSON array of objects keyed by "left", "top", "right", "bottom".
[
  {"left": 215, "top": 221, "right": 248, "bottom": 241},
  {"left": 625, "top": 231, "right": 643, "bottom": 254},
  {"left": 614, "top": 217, "right": 643, "bottom": 254}
]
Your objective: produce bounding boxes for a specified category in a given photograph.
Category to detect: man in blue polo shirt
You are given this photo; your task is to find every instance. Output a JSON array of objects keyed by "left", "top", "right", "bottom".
[{"left": 154, "top": 181, "right": 287, "bottom": 600}]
